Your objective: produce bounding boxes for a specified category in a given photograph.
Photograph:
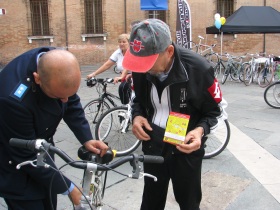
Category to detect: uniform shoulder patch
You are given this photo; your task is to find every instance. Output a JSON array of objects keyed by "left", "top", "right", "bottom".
[{"left": 10, "top": 82, "right": 30, "bottom": 101}]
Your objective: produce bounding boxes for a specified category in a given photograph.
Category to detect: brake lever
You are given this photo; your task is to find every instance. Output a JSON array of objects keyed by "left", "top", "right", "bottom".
[
  {"left": 16, "top": 160, "right": 37, "bottom": 169},
  {"left": 127, "top": 172, "right": 158, "bottom": 182}
]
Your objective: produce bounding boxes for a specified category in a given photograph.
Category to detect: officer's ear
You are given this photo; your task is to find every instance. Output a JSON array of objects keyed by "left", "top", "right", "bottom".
[{"left": 33, "top": 72, "right": 41, "bottom": 85}]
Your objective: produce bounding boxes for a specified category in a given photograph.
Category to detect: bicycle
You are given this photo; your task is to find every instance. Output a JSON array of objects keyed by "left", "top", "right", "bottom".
[
  {"left": 221, "top": 54, "right": 246, "bottom": 84},
  {"left": 264, "top": 80, "right": 280, "bottom": 109},
  {"left": 196, "top": 35, "right": 216, "bottom": 56},
  {"left": 257, "top": 56, "right": 274, "bottom": 88},
  {"left": 243, "top": 53, "right": 262, "bottom": 86},
  {"left": 83, "top": 77, "right": 122, "bottom": 134},
  {"left": 9, "top": 138, "right": 164, "bottom": 210},
  {"left": 186, "top": 35, "right": 216, "bottom": 56}
]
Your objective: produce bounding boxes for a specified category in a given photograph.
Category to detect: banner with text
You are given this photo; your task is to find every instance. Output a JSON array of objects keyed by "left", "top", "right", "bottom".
[{"left": 176, "top": 0, "right": 191, "bottom": 48}]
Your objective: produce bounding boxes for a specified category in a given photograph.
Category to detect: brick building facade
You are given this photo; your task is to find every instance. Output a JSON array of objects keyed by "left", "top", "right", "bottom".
[{"left": 0, "top": 0, "right": 279, "bottom": 67}]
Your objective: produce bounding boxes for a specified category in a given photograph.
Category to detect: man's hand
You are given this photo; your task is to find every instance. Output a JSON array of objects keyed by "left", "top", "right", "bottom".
[
  {"left": 84, "top": 140, "right": 108, "bottom": 157},
  {"left": 132, "top": 116, "right": 152, "bottom": 141},
  {"left": 176, "top": 127, "right": 204, "bottom": 154},
  {"left": 68, "top": 186, "right": 82, "bottom": 205}
]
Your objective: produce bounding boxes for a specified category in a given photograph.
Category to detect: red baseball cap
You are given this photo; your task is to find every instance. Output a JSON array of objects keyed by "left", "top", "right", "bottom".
[{"left": 123, "top": 19, "right": 172, "bottom": 73}]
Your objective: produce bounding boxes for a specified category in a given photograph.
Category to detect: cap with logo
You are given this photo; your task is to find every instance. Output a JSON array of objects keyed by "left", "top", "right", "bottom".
[{"left": 123, "top": 18, "right": 172, "bottom": 73}]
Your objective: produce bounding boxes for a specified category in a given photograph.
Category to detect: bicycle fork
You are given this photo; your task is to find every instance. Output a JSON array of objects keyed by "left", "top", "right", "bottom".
[{"left": 119, "top": 104, "right": 132, "bottom": 133}]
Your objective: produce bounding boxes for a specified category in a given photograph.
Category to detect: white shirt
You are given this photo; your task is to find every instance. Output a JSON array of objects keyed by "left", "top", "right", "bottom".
[{"left": 110, "top": 48, "right": 124, "bottom": 73}]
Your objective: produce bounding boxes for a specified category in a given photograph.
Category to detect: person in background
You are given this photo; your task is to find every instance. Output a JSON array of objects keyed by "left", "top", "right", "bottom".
[
  {"left": 87, "top": 34, "right": 131, "bottom": 104},
  {"left": 123, "top": 19, "right": 223, "bottom": 210},
  {"left": 0, "top": 47, "right": 108, "bottom": 209}
]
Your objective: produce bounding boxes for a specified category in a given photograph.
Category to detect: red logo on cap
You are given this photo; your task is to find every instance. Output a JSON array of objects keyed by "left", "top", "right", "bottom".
[{"left": 130, "top": 39, "right": 145, "bottom": 53}]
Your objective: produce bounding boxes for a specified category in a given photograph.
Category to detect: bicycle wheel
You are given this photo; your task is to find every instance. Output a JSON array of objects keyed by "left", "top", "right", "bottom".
[
  {"left": 264, "top": 81, "right": 280, "bottom": 109},
  {"left": 95, "top": 106, "right": 141, "bottom": 155},
  {"left": 113, "top": 65, "right": 121, "bottom": 74},
  {"left": 203, "top": 119, "right": 230, "bottom": 159},
  {"left": 221, "top": 67, "right": 230, "bottom": 84},
  {"left": 230, "top": 63, "right": 241, "bottom": 81},
  {"left": 84, "top": 99, "right": 110, "bottom": 135},
  {"left": 243, "top": 64, "right": 253, "bottom": 86},
  {"left": 258, "top": 67, "right": 274, "bottom": 88},
  {"left": 204, "top": 53, "right": 218, "bottom": 68},
  {"left": 239, "top": 62, "right": 250, "bottom": 82}
]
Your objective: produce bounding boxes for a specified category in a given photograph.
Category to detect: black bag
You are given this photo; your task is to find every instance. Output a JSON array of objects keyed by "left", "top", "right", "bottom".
[{"left": 142, "top": 123, "right": 166, "bottom": 156}]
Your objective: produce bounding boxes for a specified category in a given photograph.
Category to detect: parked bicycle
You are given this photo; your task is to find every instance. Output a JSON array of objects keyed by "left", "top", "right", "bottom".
[
  {"left": 186, "top": 35, "right": 216, "bottom": 56},
  {"left": 9, "top": 138, "right": 164, "bottom": 210},
  {"left": 243, "top": 53, "right": 263, "bottom": 86},
  {"left": 257, "top": 56, "right": 274, "bottom": 88},
  {"left": 221, "top": 54, "right": 247, "bottom": 84}
]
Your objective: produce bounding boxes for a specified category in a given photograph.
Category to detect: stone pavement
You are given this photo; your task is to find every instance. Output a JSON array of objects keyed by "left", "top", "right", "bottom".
[{"left": 1, "top": 65, "right": 280, "bottom": 210}]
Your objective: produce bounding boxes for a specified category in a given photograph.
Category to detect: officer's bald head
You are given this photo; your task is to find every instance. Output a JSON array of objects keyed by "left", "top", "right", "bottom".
[{"left": 35, "top": 49, "right": 81, "bottom": 102}]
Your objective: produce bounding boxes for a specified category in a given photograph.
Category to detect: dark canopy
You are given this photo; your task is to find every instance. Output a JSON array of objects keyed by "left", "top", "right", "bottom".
[{"left": 206, "top": 6, "right": 280, "bottom": 34}]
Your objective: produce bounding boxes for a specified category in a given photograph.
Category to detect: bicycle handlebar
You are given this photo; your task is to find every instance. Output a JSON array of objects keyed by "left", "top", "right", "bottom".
[
  {"left": 86, "top": 77, "right": 114, "bottom": 87},
  {"left": 9, "top": 138, "right": 164, "bottom": 171}
]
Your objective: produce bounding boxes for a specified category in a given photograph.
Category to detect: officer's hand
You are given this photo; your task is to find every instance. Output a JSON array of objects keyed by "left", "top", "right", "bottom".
[
  {"left": 132, "top": 116, "right": 152, "bottom": 141},
  {"left": 176, "top": 127, "right": 203, "bottom": 154},
  {"left": 84, "top": 140, "right": 108, "bottom": 157},
  {"left": 68, "top": 186, "right": 81, "bottom": 205}
]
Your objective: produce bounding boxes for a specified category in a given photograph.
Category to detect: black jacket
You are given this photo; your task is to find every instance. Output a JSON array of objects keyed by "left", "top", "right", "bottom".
[
  {"left": 0, "top": 47, "right": 92, "bottom": 199},
  {"left": 132, "top": 43, "right": 222, "bottom": 153}
]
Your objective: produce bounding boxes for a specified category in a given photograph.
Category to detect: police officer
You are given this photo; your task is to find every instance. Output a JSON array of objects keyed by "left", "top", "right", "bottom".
[{"left": 0, "top": 47, "right": 108, "bottom": 209}]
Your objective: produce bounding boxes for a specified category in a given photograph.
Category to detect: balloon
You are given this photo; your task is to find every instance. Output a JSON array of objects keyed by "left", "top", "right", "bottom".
[
  {"left": 214, "top": 13, "right": 221, "bottom": 20},
  {"left": 215, "top": 19, "right": 222, "bottom": 29},
  {"left": 220, "top": 17, "right": 226, "bottom": 25}
]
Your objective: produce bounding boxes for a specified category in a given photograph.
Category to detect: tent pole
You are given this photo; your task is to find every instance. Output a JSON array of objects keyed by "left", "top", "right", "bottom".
[
  {"left": 263, "top": 33, "right": 266, "bottom": 54},
  {"left": 221, "top": 32, "right": 223, "bottom": 55}
]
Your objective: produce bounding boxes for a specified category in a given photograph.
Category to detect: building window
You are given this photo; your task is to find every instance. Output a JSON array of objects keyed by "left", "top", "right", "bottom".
[
  {"left": 30, "top": 0, "right": 50, "bottom": 35},
  {"left": 217, "top": 0, "right": 234, "bottom": 18},
  {"left": 84, "top": 0, "right": 103, "bottom": 34},
  {"left": 148, "top": 11, "right": 166, "bottom": 22}
]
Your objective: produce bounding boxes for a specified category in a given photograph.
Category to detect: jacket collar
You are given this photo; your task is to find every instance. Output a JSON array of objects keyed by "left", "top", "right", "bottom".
[{"left": 146, "top": 43, "right": 189, "bottom": 87}]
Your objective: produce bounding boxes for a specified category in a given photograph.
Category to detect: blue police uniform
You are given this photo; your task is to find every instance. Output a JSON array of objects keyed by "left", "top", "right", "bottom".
[{"left": 0, "top": 47, "right": 93, "bottom": 208}]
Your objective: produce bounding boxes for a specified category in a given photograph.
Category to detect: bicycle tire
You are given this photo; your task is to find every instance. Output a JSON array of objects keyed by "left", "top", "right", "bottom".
[
  {"left": 221, "top": 67, "right": 229, "bottom": 84},
  {"left": 258, "top": 67, "right": 274, "bottom": 88},
  {"left": 84, "top": 99, "right": 110, "bottom": 135},
  {"left": 204, "top": 53, "right": 218, "bottom": 68},
  {"left": 203, "top": 119, "right": 230, "bottom": 159},
  {"left": 95, "top": 106, "right": 141, "bottom": 156},
  {"left": 230, "top": 63, "right": 241, "bottom": 81},
  {"left": 239, "top": 62, "right": 249, "bottom": 82},
  {"left": 113, "top": 65, "right": 121, "bottom": 74},
  {"left": 243, "top": 64, "right": 253, "bottom": 86},
  {"left": 264, "top": 81, "right": 280, "bottom": 109}
]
